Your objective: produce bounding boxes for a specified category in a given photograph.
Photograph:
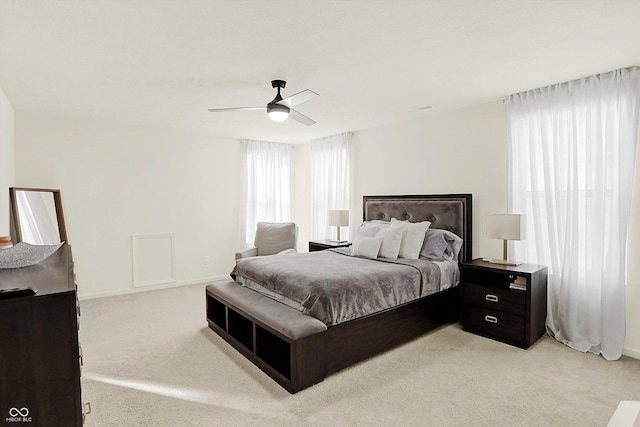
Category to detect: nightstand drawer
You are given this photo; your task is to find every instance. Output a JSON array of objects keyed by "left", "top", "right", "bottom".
[
  {"left": 463, "top": 283, "right": 526, "bottom": 316},
  {"left": 462, "top": 305, "right": 525, "bottom": 343}
]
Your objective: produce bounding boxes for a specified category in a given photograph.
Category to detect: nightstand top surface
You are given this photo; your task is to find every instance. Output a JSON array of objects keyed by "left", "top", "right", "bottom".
[
  {"left": 309, "top": 239, "right": 351, "bottom": 247},
  {"left": 464, "top": 258, "right": 547, "bottom": 274}
]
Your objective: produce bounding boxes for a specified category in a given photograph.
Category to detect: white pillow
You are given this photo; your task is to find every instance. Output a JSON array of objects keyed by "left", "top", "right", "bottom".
[
  {"left": 363, "top": 220, "right": 391, "bottom": 227},
  {"left": 361, "top": 221, "right": 391, "bottom": 236},
  {"left": 376, "top": 226, "right": 403, "bottom": 259},
  {"left": 351, "top": 236, "right": 383, "bottom": 259},
  {"left": 353, "top": 225, "right": 379, "bottom": 246},
  {"left": 390, "top": 218, "right": 431, "bottom": 259}
]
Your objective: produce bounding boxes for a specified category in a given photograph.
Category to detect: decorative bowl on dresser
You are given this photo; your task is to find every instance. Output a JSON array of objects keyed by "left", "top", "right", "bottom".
[{"left": 460, "top": 259, "right": 548, "bottom": 349}]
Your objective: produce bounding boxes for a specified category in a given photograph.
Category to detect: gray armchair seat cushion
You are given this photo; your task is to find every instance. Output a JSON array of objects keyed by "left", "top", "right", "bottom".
[{"left": 254, "top": 222, "right": 297, "bottom": 256}]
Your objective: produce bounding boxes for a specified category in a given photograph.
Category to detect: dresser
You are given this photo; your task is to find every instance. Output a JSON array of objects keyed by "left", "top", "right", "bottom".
[
  {"left": 0, "top": 245, "right": 87, "bottom": 426},
  {"left": 460, "top": 259, "right": 548, "bottom": 349}
]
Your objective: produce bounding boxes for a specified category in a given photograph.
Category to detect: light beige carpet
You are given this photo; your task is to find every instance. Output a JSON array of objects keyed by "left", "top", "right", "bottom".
[{"left": 79, "top": 283, "right": 640, "bottom": 426}]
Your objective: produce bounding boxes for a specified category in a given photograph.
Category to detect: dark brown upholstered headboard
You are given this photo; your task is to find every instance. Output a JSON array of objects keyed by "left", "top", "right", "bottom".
[{"left": 363, "top": 194, "right": 472, "bottom": 262}]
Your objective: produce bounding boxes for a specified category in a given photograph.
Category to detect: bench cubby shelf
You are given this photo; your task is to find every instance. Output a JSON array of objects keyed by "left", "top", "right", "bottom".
[{"left": 206, "top": 290, "right": 323, "bottom": 391}]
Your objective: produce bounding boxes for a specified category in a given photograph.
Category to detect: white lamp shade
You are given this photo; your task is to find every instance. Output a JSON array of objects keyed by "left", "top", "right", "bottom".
[
  {"left": 486, "top": 214, "right": 525, "bottom": 241},
  {"left": 267, "top": 103, "right": 290, "bottom": 122},
  {"left": 327, "top": 210, "right": 350, "bottom": 227}
]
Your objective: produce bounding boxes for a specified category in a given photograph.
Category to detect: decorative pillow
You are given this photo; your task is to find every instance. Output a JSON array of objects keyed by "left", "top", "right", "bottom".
[
  {"left": 363, "top": 220, "right": 392, "bottom": 226},
  {"left": 420, "top": 229, "right": 463, "bottom": 261},
  {"left": 361, "top": 220, "right": 391, "bottom": 235},
  {"left": 390, "top": 218, "right": 431, "bottom": 259},
  {"left": 353, "top": 225, "right": 379, "bottom": 245},
  {"left": 351, "top": 236, "right": 383, "bottom": 259},
  {"left": 376, "top": 226, "right": 403, "bottom": 259}
]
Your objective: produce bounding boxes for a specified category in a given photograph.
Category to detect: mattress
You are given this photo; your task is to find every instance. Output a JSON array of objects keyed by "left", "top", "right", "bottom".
[{"left": 230, "top": 249, "right": 459, "bottom": 326}]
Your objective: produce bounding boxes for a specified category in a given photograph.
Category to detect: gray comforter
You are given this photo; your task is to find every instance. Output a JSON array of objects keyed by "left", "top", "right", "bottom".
[{"left": 230, "top": 249, "right": 442, "bottom": 326}]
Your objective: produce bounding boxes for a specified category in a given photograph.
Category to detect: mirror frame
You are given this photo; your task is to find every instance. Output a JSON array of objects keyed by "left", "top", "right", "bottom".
[{"left": 9, "top": 187, "right": 68, "bottom": 244}]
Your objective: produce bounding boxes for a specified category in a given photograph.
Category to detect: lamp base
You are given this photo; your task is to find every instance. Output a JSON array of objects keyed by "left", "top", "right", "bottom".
[{"left": 488, "top": 258, "right": 522, "bottom": 266}]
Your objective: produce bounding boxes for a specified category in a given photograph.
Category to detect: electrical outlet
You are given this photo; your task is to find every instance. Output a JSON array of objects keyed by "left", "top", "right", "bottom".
[{"left": 203, "top": 256, "right": 210, "bottom": 265}]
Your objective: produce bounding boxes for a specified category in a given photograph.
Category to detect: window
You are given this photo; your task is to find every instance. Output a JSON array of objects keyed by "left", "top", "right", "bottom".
[
  {"left": 310, "top": 133, "right": 351, "bottom": 240},
  {"left": 241, "top": 140, "right": 291, "bottom": 247},
  {"left": 507, "top": 67, "right": 640, "bottom": 360}
]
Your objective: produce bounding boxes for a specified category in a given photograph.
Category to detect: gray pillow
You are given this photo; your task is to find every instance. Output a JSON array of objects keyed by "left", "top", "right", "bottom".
[
  {"left": 419, "top": 229, "right": 463, "bottom": 261},
  {"left": 254, "top": 222, "right": 296, "bottom": 256}
]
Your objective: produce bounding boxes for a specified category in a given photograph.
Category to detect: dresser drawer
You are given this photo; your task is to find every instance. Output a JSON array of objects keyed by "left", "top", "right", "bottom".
[
  {"left": 463, "top": 283, "right": 526, "bottom": 316},
  {"left": 461, "top": 305, "right": 525, "bottom": 343}
]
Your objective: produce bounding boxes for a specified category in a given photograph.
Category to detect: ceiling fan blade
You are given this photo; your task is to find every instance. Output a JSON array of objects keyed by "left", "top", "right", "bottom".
[
  {"left": 280, "top": 89, "right": 319, "bottom": 108},
  {"left": 207, "top": 107, "right": 266, "bottom": 112},
  {"left": 288, "top": 109, "right": 316, "bottom": 126}
]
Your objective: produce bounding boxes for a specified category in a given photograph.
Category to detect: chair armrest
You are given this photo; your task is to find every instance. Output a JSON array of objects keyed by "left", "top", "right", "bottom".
[{"left": 235, "top": 247, "right": 258, "bottom": 261}]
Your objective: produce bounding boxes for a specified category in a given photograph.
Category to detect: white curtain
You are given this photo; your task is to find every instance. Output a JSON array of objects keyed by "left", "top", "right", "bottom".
[
  {"left": 241, "top": 140, "right": 291, "bottom": 248},
  {"left": 507, "top": 66, "right": 640, "bottom": 360},
  {"left": 310, "top": 132, "right": 351, "bottom": 240}
]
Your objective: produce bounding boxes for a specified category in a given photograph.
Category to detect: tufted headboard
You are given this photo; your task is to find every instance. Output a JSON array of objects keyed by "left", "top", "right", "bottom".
[{"left": 363, "top": 194, "right": 472, "bottom": 262}]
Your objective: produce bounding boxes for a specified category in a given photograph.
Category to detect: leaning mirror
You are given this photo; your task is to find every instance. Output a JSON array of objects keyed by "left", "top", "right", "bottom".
[{"left": 10, "top": 187, "right": 68, "bottom": 245}]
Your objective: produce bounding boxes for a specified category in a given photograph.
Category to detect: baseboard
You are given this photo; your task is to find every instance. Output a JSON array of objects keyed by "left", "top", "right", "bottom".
[
  {"left": 79, "top": 275, "right": 230, "bottom": 300},
  {"left": 623, "top": 346, "right": 640, "bottom": 360}
]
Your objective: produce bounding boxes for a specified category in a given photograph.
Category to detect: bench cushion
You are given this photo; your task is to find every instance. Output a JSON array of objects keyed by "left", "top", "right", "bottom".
[{"left": 206, "top": 281, "right": 327, "bottom": 340}]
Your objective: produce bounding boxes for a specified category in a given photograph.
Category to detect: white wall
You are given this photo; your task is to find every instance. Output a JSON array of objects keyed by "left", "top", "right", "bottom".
[
  {"left": 15, "top": 112, "right": 242, "bottom": 299},
  {"left": 0, "top": 87, "right": 14, "bottom": 236},
  {"left": 351, "top": 101, "right": 508, "bottom": 259},
  {"left": 293, "top": 100, "right": 510, "bottom": 260},
  {"left": 292, "top": 143, "right": 311, "bottom": 252}
]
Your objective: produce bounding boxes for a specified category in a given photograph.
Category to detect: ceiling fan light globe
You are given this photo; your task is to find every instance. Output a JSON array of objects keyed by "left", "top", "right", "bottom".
[{"left": 267, "top": 103, "right": 290, "bottom": 122}]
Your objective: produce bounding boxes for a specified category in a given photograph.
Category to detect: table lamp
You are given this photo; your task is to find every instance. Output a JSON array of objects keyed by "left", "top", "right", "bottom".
[
  {"left": 486, "top": 214, "right": 525, "bottom": 266},
  {"left": 328, "top": 210, "right": 349, "bottom": 242}
]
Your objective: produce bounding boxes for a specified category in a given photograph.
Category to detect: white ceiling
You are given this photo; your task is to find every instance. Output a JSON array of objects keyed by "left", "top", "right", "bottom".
[{"left": 1, "top": 0, "right": 639, "bottom": 144}]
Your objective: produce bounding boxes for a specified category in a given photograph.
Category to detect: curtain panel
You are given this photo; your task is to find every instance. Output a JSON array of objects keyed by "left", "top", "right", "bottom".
[
  {"left": 507, "top": 66, "right": 640, "bottom": 360},
  {"left": 310, "top": 132, "right": 351, "bottom": 240},
  {"left": 241, "top": 140, "right": 292, "bottom": 248}
]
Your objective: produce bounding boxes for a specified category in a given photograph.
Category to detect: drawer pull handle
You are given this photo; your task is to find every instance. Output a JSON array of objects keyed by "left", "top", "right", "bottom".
[
  {"left": 83, "top": 401, "right": 92, "bottom": 424},
  {"left": 484, "top": 315, "right": 498, "bottom": 324},
  {"left": 485, "top": 294, "right": 499, "bottom": 303}
]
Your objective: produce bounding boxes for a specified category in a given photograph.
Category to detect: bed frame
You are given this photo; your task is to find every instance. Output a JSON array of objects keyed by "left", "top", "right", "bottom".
[{"left": 206, "top": 194, "right": 472, "bottom": 393}]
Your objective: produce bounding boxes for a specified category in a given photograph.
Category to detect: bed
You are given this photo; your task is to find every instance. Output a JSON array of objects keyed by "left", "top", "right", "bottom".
[{"left": 205, "top": 194, "right": 472, "bottom": 393}]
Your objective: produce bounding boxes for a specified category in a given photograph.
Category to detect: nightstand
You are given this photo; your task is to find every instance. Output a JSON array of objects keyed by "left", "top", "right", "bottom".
[
  {"left": 308, "top": 240, "right": 352, "bottom": 252},
  {"left": 460, "top": 259, "right": 548, "bottom": 349}
]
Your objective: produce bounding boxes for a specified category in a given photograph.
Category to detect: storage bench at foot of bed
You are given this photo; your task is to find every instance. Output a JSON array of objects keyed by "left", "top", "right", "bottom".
[
  {"left": 206, "top": 281, "right": 328, "bottom": 393},
  {"left": 206, "top": 281, "right": 460, "bottom": 394}
]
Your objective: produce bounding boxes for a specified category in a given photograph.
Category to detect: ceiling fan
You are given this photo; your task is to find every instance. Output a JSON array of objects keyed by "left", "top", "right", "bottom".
[{"left": 208, "top": 80, "right": 319, "bottom": 126}]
